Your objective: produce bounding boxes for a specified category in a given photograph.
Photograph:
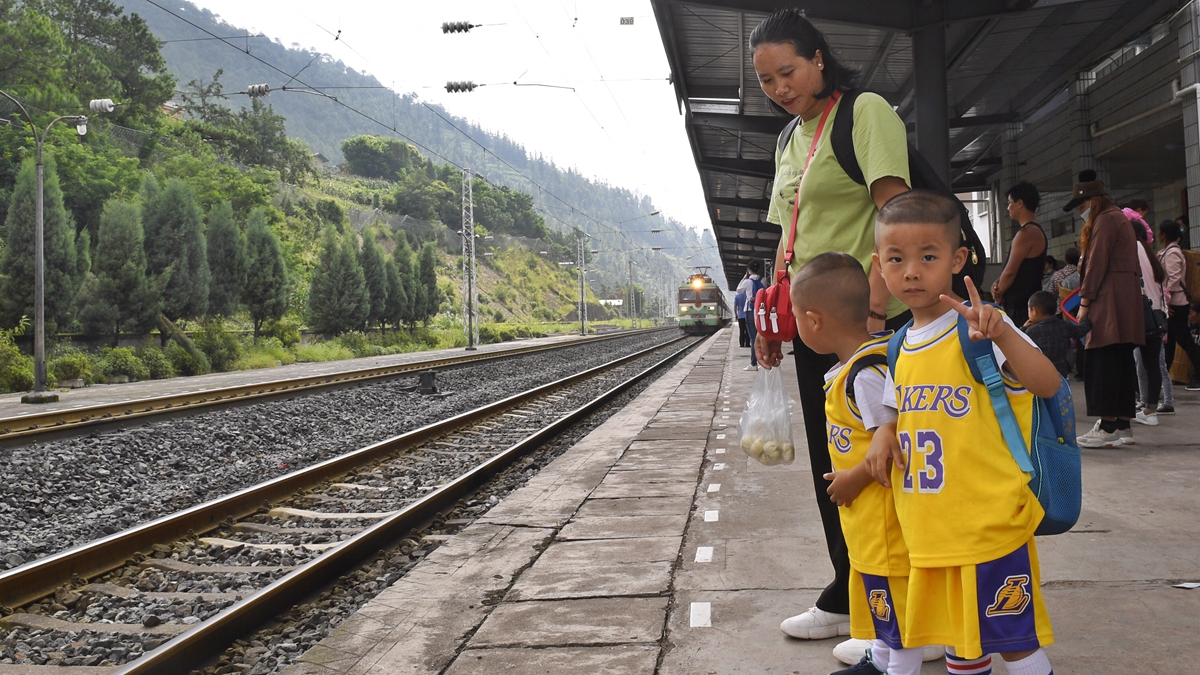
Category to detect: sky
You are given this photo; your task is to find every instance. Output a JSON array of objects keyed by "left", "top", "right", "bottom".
[{"left": 187, "top": 0, "right": 712, "bottom": 232}]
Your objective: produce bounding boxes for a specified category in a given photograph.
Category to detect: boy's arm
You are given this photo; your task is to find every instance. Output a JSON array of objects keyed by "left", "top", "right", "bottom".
[
  {"left": 863, "top": 419, "right": 902, "bottom": 487},
  {"left": 1065, "top": 316, "right": 1093, "bottom": 339},
  {"left": 823, "top": 462, "right": 876, "bottom": 507}
]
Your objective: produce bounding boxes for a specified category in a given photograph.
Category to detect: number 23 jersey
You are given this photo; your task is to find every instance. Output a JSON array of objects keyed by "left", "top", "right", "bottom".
[{"left": 883, "top": 310, "right": 1044, "bottom": 567}]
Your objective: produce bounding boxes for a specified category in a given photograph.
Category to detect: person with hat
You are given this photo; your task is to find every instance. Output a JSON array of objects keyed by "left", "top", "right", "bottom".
[{"left": 1066, "top": 170, "right": 1145, "bottom": 448}]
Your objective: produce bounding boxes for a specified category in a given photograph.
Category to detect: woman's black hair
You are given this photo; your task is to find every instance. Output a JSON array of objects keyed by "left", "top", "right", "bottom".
[
  {"left": 749, "top": 9, "right": 859, "bottom": 116},
  {"left": 748, "top": 259, "right": 764, "bottom": 275},
  {"left": 1160, "top": 220, "right": 1183, "bottom": 243}
]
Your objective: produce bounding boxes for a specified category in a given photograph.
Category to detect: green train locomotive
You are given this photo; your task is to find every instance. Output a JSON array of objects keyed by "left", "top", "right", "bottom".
[{"left": 677, "top": 268, "right": 732, "bottom": 334}]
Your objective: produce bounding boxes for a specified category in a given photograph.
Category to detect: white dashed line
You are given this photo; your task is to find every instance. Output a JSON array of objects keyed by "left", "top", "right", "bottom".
[
  {"left": 707, "top": 484, "right": 721, "bottom": 492},
  {"left": 704, "top": 510, "right": 719, "bottom": 522},
  {"left": 690, "top": 602, "right": 712, "bottom": 627},
  {"left": 715, "top": 448, "right": 725, "bottom": 454},
  {"left": 716, "top": 434, "right": 726, "bottom": 439},
  {"left": 695, "top": 547, "right": 714, "bottom": 563},
  {"left": 713, "top": 463, "right": 725, "bottom": 470},
  {"left": 722, "top": 407, "right": 730, "bottom": 411}
]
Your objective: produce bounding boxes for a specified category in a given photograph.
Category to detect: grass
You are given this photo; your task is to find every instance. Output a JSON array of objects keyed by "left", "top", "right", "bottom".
[{"left": 293, "top": 342, "right": 356, "bottom": 362}]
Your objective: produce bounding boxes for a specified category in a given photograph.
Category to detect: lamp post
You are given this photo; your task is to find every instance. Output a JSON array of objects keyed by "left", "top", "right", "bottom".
[{"left": 0, "top": 93, "right": 114, "bottom": 404}]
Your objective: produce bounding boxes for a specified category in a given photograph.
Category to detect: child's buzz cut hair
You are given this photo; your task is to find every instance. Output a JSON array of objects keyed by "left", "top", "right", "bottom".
[
  {"left": 790, "top": 252, "right": 870, "bottom": 326},
  {"left": 875, "top": 189, "right": 962, "bottom": 248},
  {"left": 1028, "top": 290, "right": 1058, "bottom": 317}
]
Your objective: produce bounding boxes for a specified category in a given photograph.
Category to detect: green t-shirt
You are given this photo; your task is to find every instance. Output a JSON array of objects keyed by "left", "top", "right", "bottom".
[{"left": 767, "top": 92, "right": 910, "bottom": 318}]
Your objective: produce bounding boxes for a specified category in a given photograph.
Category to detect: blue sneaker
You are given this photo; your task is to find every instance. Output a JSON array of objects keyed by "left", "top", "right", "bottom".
[{"left": 830, "top": 656, "right": 884, "bottom": 675}]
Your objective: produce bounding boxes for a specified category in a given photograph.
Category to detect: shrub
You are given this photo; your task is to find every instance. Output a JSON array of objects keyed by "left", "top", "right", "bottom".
[
  {"left": 50, "top": 349, "right": 96, "bottom": 383},
  {"left": 98, "top": 347, "right": 150, "bottom": 381},
  {"left": 234, "top": 338, "right": 295, "bottom": 370},
  {"left": 137, "top": 347, "right": 175, "bottom": 380},
  {"left": 0, "top": 360, "right": 33, "bottom": 393},
  {"left": 334, "top": 330, "right": 369, "bottom": 357},
  {"left": 261, "top": 316, "right": 302, "bottom": 348},
  {"left": 166, "top": 341, "right": 209, "bottom": 376},
  {"left": 293, "top": 341, "right": 355, "bottom": 362},
  {"left": 194, "top": 321, "right": 243, "bottom": 372}
]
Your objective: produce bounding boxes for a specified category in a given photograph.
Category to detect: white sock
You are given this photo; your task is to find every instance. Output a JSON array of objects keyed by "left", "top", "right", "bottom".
[
  {"left": 885, "top": 646, "right": 922, "bottom": 675},
  {"left": 1003, "top": 649, "right": 1053, "bottom": 675},
  {"left": 945, "top": 646, "right": 993, "bottom": 674},
  {"left": 869, "top": 640, "right": 891, "bottom": 672}
]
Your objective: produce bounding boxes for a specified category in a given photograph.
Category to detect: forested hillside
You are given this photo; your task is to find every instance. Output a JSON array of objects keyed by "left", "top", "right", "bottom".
[{"left": 122, "top": 0, "right": 722, "bottom": 287}]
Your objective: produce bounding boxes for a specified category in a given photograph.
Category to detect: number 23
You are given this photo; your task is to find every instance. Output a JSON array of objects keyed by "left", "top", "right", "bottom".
[{"left": 899, "top": 429, "right": 945, "bottom": 493}]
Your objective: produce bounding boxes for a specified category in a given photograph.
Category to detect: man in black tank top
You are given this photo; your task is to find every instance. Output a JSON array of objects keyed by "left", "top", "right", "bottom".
[{"left": 994, "top": 181, "right": 1047, "bottom": 327}]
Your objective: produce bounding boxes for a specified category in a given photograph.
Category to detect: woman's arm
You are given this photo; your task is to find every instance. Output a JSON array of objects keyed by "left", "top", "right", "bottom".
[{"left": 869, "top": 176, "right": 908, "bottom": 329}]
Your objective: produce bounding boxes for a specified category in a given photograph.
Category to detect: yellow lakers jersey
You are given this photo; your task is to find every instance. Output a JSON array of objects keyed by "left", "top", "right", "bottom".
[
  {"left": 825, "top": 336, "right": 909, "bottom": 577},
  {"left": 891, "top": 322, "right": 1043, "bottom": 567}
]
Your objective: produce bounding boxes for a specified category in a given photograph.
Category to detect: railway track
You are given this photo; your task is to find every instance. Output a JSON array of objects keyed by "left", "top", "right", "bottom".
[
  {"left": 0, "top": 333, "right": 704, "bottom": 674},
  {"left": 0, "top": 328, "right": 669, "bottom": 443}
]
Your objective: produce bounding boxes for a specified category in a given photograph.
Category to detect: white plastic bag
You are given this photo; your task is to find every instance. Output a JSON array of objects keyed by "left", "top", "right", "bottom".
[{"left": 738, "top": 367, "right": 796, "bottom": 466}]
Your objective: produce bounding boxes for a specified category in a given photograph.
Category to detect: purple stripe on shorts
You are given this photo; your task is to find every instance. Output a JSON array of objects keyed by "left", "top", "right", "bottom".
[
  {"left": 975, "top": 543, "right": 1041, "bottom": 653},
  {"left": 860, "top": 573, "right": 903, "bottom": 649}
]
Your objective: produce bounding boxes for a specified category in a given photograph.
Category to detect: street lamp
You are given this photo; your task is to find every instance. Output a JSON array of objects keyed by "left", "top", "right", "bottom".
[{"left": 0, "top": 92, "right": 114, "bottom": 403}]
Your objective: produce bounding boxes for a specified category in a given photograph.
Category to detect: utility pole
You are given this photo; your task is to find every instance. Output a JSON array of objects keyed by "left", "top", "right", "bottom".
[
  {"left": 627, "top": 259, "right": 637, "bottom": 328},
  {"left": 461, "top": 168, "right": 478, "bottom": 350},
  {"left": 577, "top": 235, "right": 588, "bottom": 335}
]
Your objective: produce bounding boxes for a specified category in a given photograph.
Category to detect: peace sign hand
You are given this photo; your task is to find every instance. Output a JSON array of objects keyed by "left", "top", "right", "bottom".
[{"left": 940, "top": 276, "right": 1010, "bottom": 342}]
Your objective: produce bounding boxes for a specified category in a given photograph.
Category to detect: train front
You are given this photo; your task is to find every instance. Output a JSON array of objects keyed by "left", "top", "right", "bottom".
[{"left": 677, "top": 274, "right": 725, "bottom": 334}]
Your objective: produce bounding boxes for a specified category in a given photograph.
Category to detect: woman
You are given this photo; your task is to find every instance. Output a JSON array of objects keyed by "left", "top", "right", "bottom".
[
  {"left": 993, "top": 180, "right": 1047, "bottom": 326},
  {"left": 1067, "top": 171, "right": 1145, "bottom": 448},
  {"left": 1131, "top": 222, "right": 1166, "bottom": 425},
  {"left": 749, "top": 8, "right": 911, "bottom": 649},
  {"left": 1158, "top": 221, "right": 1200, "bottom": 390},
  {"left": 738, "top": 261, "right": 765, "bottom": 370}
]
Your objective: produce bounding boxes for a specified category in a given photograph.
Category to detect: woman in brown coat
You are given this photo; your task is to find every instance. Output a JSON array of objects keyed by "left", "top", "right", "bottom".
[{"left": 1067, "top": 171, "right": 1144, "bottom": 448}]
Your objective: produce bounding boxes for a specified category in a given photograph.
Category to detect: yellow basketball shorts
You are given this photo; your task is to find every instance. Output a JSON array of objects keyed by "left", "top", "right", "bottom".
[
  {"left": 850, "top": 569, "right": 909, "bottom": 648},
  {"left": 903, "top": 537, "right": 1054, "bottom": 659}
]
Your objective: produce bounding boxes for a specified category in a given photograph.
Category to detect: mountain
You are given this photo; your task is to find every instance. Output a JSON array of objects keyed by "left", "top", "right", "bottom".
[{"left": 121, "top": 0, "right": 723, "bottom": 292}]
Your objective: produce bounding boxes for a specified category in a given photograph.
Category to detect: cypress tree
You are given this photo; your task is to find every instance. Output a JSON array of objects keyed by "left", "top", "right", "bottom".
[
  {"left": 0, "top": 154, "right": 78, "bottom": 334},
  {"left": 75, "top": 229, "right": 91, "bottom": 281},
  {"left": 383, "top": 259, "right": 407, "bottom": 333},
  {"left": 144, "top": 178, "right": 210, "bottom": 322},
  {"left": 308, "top": 228, "right": 368, "bottom": 335},
  {"left": 205, "top": 201, "right": 247, "bottom": 317},
  {"left": 91, "top": 199, "right": 157, "bottom": 343},
  {"left": 243, "top": 207, "right": 290, "bottom": 338},
  {"left": 359, "top": 230, "right": 388, "bottom": 332},
  {"left": 416, "top": 242, "right": 444, "bottom": 324},
  {"left": 392, "top": 232, "right": 421, "bottom": 329}
]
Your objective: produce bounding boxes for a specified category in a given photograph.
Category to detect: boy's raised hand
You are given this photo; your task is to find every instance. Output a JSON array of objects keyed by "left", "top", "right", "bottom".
[
  {"left": 941, "top": 276, "right": 1009, "bottom": 342},
  {"left": 864, "top": 420, "right": 902, "bottom": 487}
]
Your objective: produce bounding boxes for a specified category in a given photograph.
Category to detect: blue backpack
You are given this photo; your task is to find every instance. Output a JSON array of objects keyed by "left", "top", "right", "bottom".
[{"left": 886, "top": 311, "right": 1082, "bottom": 536}]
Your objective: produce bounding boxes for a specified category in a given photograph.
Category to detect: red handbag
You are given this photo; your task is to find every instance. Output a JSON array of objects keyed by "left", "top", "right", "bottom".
[{"left": 754, "top": 92, "right": 841, "bottom": 342}]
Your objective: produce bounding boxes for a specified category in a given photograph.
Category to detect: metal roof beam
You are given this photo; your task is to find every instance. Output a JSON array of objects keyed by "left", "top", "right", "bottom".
[
  {"left": 699, "top": 157, "right": 776, "bottom": 179},
  {"left": 714, "top": 219, "right": 778, "bottom": 234},
  {"left": 665, "top": 0, "right": 1052, "bottom": 31},
  {"left": 716, "top": 234, "right": 780, "bottom": 248},
  {"left": 692, "top": 112, "right": 789, "bottom": 136},
  {"left": 708, "top": 197, "right": 772, "bottom": 211}
]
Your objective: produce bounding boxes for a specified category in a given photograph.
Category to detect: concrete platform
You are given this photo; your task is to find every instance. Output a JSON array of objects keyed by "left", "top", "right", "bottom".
[
  {"left": 0, "top": 331, "right": 600, "bottom": 419},
  {"left": 283, "top": 328, "right": 1200, "bottom": 675}
]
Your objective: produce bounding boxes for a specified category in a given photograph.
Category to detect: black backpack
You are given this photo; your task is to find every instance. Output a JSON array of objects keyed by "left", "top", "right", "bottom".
[{"left": 777, "top": 90, "right": 986, "bottom": 299}]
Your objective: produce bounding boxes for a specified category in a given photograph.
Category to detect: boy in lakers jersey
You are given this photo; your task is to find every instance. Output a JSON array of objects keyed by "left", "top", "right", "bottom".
[
  {"left": 791, "top": 252, "right": 924, "bottom": 675},
  {"left": 867, "top": 190, "right": 1062, "bottom": 675}
]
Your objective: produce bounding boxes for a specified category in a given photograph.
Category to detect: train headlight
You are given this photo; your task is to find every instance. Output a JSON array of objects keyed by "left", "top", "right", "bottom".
[
  {"left": 692, "top": 279, "right": 703, "bottom": 289},
  {"left": 679, "top": 305, "right": 688, "bottom": 312}
]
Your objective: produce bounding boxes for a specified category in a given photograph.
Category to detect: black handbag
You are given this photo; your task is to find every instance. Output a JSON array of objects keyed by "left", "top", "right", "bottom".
[{"left": 1143, "top": 295, "right": 1168, "bottom": 335}]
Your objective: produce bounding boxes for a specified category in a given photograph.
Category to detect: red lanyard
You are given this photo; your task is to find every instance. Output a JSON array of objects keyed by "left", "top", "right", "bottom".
[{"left": 785, "top": 90, "right": 841, "bottom": 265}]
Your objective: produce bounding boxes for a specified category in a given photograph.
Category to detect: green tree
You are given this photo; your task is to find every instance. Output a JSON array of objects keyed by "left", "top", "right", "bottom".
[
  {"left": 144, "top": 177, "right": 210, "bottom": 323},
  {"left": 359, "top": 230, "right": 388, "bottom": 332},
  {"left": 242, "top": 207, "right": 290, "bottom": 338},
  {"left": 0, "top": 155, "right": 77, "bottom": 333},
  {"left": 75, "top": 228, "right": 91, "bottom": 279},
  {"left": 392, "top": 231, "right": 421, "bottom": 329},
  {"left": 205, "top": 201, "right": 246, "bottom": 317},
  {"left": 341, "top": 135, "right": 416, "bottom": 180},
  {"left": 308, "top": 227, "right": 368, "bottom": 335},
  {"left": 416, "top": 242, "right": 444, "bottom": 324},
  {"left": 87, "top": 198, "right": 156, "bottom": 343},
  {"left": 383, "top": 259, "right": 407, "bottom": 333}
]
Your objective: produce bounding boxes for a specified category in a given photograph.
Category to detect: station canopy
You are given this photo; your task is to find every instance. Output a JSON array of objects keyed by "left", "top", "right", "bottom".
[{"left": 651, "top": 0, "right": 1177, "bottom": 288}]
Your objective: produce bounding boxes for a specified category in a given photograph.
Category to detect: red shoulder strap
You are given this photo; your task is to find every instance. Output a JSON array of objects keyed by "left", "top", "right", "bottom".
[{"left": 784, "top": 91, "right": 841, "bottom": 267}]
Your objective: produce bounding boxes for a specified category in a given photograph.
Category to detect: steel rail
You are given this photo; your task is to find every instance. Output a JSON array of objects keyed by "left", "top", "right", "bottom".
[
  {"left": 0, "top": 327, "right": 670, "bottom": 441},
  {"left": 0, "top": 334, "right": 695, "bottom": 615},
  {"left": 110, "top": 334, "right": 703, "bottom": 675}
]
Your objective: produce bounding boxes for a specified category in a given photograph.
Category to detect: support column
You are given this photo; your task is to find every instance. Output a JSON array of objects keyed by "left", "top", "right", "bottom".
[
  {"left": 997, "top": 123, "right": 1022, "bottom": 255},
  {"left": 1178, "top": 4, "right": 1200, "bottom": 236},
  {"left": 913, "top": 25, "right": 949, "bottom": 184},
  {"left": 1066, "top": 71, "right": 1108, "bottom": 186}
]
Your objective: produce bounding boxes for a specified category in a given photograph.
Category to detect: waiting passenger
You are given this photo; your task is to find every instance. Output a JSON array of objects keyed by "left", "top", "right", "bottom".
[{"left": 993, "top": 180, "right": 1047, "bottom": 327}]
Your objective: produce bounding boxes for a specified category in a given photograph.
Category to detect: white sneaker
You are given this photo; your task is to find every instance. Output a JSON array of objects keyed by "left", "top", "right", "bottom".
[
  {"left": 1118, "top": 428, "right": 1135, "bottom": 445},
  {"left": 832, "top": 639, "right": 945, "bottom": 665},
  {"left": 780, "top": 607, "right": 850, "bottom": 639},
  {"left": 1134, "top": 410, "right": 1159, "bottom": 426},
  {"left": 1077, "top": 420, "right": 1122, "bottom": 448},
  {"left": 743, "top": 364, "right": 758, "bottom": 371}
]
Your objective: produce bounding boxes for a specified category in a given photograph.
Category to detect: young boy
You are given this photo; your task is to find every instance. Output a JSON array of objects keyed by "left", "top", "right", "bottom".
[
  {"left": 866, "top": 190, "right": 1062, "bottom": 675},
  {"left": 1022, "top": 290, "right": 1091, "bottom": 376},
  {"left": 790, "top": 252, "right": 923, "bottom": 675}
]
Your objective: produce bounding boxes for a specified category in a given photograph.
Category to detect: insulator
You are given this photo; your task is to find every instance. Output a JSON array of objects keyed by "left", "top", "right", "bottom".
[
  {"left": 441, "top": 21, "right": 473, "bottom": 34},
  {"left": 247, "top": 83, "right": 271, "bottom": 98},
  {"left": 444, "top": 81, "right": 477, "bottom": 93},
  {"left": 89, "top": 99, "right": 115, "bottom": 114}
]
